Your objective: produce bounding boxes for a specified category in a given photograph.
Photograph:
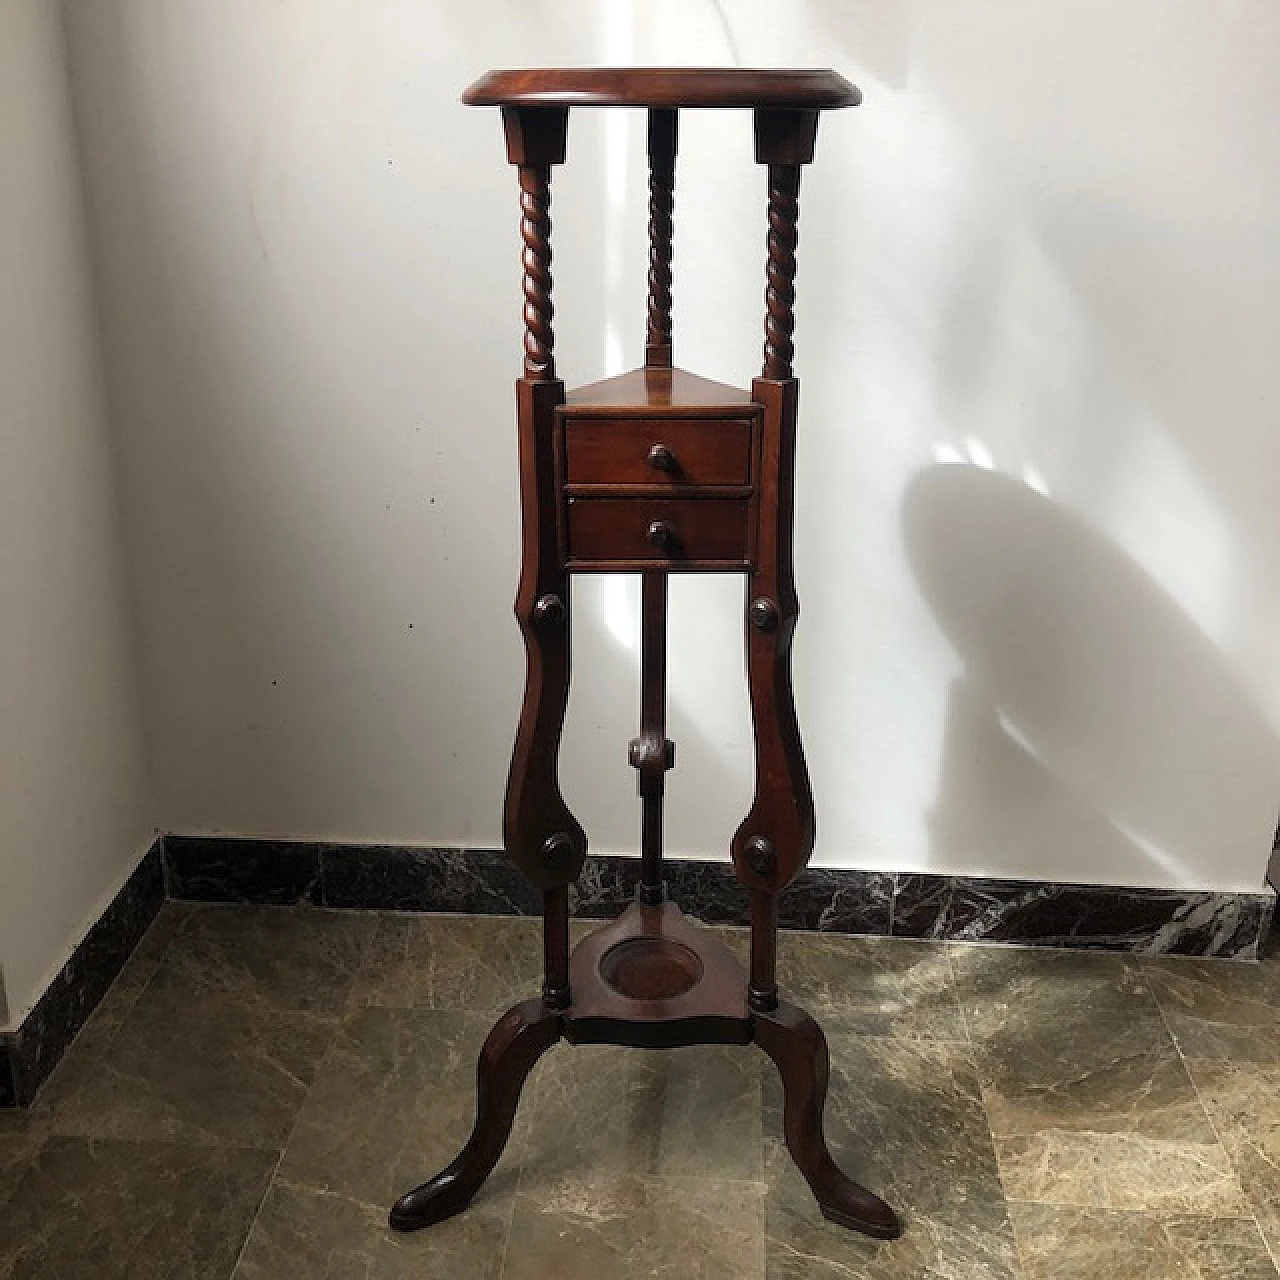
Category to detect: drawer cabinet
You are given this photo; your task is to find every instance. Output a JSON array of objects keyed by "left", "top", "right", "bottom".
[
  {"left": 555, "top": 375, "right": 762, "bottom": 572},
  {"left": 565, "top": 418, "right": 752, "bottom": 488},
  {"left": 566, "top": 496, "right": 751, "bottom": 568}
]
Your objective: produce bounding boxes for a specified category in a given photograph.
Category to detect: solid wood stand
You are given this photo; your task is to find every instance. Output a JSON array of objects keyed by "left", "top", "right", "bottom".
[{"left": 390, "top": 68, "right": 901, "bottom": 1241}]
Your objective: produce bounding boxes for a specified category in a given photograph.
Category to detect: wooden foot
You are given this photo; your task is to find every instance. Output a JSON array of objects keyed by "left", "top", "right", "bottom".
[
  {"left": 389, "top": 997, "right": 561, "bottom": 1232},
  {"left": 754, "top": 1000, "right": 902, "bottom": 1240}
]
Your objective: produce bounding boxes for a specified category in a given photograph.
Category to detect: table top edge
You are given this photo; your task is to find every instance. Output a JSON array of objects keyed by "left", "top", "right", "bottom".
[{"left": 461, "top": 67, "right": 861, "bottom": 110}]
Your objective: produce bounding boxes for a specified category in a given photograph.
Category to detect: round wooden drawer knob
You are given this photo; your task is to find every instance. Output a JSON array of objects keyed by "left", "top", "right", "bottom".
[
  {"left": 648, "top": 443, "right": 677, "bottom": 473},
  {"left": 744, "top": 835, "right": 777, "bottom": 876},
  {"left": 533, "top": 593, "right": 566, "bottom": 626},
  {"left": 647, "top": 520, "right": 677, "bottom": 551}
]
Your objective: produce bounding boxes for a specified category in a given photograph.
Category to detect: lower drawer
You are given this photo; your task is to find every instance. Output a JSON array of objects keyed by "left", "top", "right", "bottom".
[{"left": 566, "top": 497, "right": 750, "bottom": 568}]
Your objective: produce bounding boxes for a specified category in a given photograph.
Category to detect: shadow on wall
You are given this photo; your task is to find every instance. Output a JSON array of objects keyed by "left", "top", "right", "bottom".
[{"left": 902, "top": 464, "right": 1279, "bottom": 887}]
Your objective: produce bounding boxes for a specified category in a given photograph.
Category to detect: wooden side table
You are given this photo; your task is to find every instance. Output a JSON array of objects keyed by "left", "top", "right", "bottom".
[{"left": 391, "top": 67, "right": 902, "bottom": 1242}]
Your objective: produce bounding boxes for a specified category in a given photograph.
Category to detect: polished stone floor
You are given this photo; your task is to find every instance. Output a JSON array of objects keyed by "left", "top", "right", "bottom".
[{"left": 3, "top": 903, "right": 1280, "bottom": 1278}]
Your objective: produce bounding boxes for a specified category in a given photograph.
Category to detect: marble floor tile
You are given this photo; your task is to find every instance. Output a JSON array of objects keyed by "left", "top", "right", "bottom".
[
  {"left": 991, "top": 1128, "right": 1242, "bottom": 1215},
  {"left": 155, "top": 905, "right": 376, "bottom": 1017},
  {"left": 1187, "top": 1059, "right": 1280, "bottom": 1260},
  {"left": 766, "top": 1033, "right": 1014, "bottom": 1240},
  {"left": 953, "top": 946, "right": 1240, "bottom": 1213},
  {"left": 234, "top": 1178, "right": 508, "bottom": 1280},
  {"left": 764, "top": 1135, "right": 1020, "bottom": 1280},
  {"left": 777, "top": 933, "right": 967, "bottom": 1041},
  {"left": 503, "top": 1171, "right": 765, "bottom": 1280},
  {"left": 1143, "top": 954, "right": 1280, "bottom": 1063},
  {"left": 518, "top": 1042, "right": 763, "bottom": 1184},
  {"left": 348, "top": 913, "right": 543, "bottom": 1014},
  {"left": 0, "top": 1134, "right": 275, "bottom": 1279},
  {"left": 18, "top": 906, "right": 1280, "bottom": 1274},
  {"left": 951, "top": 945, "right": 1167, "bottom": 1061},
  {"left": 32, "top": 904, "right": 191, "bottom": 1114},
  {"left": 0, "top": 1112, "right": 46, "bottom": 1209},
  {"left": 277, "top": 1005, "right": 521, "bottom": 1213},
  {"left": 1008, "top": 1201, "right": 1279, "bottom": 1280},
  {"left": 763, "top": 1031, "right": 1019, "bottom": 1278},
  {"left": 40, "top": 907, "right": 373, "bottom": 1148}
]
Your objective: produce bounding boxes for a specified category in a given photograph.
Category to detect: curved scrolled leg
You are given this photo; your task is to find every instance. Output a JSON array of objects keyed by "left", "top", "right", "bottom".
[
  {"left": 754, "top": 1000, "right": 902, "bottom": 1240},
  {"left": 732, "top": 377, "right": 815, "bottom": 898},
  {"left": 389, "top": 997, "right": 561, "bottom": 1232}
]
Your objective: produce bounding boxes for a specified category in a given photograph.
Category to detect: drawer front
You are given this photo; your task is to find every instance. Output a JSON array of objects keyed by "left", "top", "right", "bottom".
[
  {"left": 566, "top": 497, "right": 750, "bottom": 568},
  {"left": 565, "top": 418, "right": 752, "bottom": 488}
]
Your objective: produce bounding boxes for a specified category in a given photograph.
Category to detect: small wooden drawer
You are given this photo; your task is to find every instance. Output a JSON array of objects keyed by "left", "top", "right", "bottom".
[
  {"left": 565, "top": 418, "right": 752, "bottom": 488},
  {"left": 566, "top": 497, "right": 750, "bottom": 568}
]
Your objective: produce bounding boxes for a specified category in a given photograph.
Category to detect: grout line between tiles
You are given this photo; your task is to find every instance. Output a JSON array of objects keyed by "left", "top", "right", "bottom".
[
  {"left": 1143, "top": 966, "right": 1280, "bottom": 1276},
  {"left": 36, "top": 905, "right": 188, "bottom": 1123},
  {"left": 943, "top": 942, "right": 1031, "bottom": 1280},
  {"left": 492, "top": 1082, "right": 527, "bottom": 1280},
  {"left": 225, "top": 949, "right": 368, "bottom": 1279},
  {"left": 226, "top": 1129, "right": 291, "bottom": 1277}
]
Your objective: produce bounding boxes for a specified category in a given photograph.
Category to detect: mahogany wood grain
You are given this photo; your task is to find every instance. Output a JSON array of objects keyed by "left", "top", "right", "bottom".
[
  {"left": 761, "top": 165, "right": 801, "bottom": 380},
  {"left": 393, "top": 66, "right": 899, "bottom": 1247},
  {"left": 646, "top": 109, "right": 677, "bottom": 368},
  {"left": 636, "top": 572, "right": 671, "bottom": 903},
  {"left": 731, "top": 377, "right": 815, "bottom": 893},
  {"left": 565, "top": 417, "right": 752, "bottom": 487},
  {"left": 503, "top": 376, "right": 587, "bottom": 889},
  {"left": 562, "top": 366, "right": 758, "bottom": 417},
  {"left": 749, "top": 888, "right": 780, "bottom": 1013},
  {"left": 542, "top": 885, "right": 570, "bottom": 1009},
  {"left": 499, "top": 106, "right": 567, "bottom": 380},
  {"left": 566, "top": 494, "right": 751, "bottom": 568},
  {"left": 564, "top": 900, "right": 752, "bottom": 1048},
  {"left": 516, "top": 164, "right": 556, "bottom": 379},
  {"left": 464, "top": 67, "right": 860, "bottom": 111}
]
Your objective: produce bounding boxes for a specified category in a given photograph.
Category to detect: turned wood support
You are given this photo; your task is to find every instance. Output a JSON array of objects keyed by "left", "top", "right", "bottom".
[
  {"left": 732, "top": 107, "right": 820, "bottom": 902},
  {"left": 645, "top": 108, "right": 677, "bottom": 369},
  {"left": 543, "top": 886, "right": 571, "bottom": 1008},
  {"left": 502, "top": 106, "right": 568, "bottom": 381},
  {"left": 517, "top": 163, "right": 556, "bottom": 379},
  {"left": 632, "top": 571, "right": 674, "bottom": 904},
  {"left": 754, "top": 108, "right": 817, "bottom": 382},
  {"left": 732, "top": 377, "right": 815, "bottom": 895},
  {"left": 761, "top": 164, "right": 801, "bottom": 380},
  {"left": 500, "top": 106, "right": 585, "bottom": 891}
]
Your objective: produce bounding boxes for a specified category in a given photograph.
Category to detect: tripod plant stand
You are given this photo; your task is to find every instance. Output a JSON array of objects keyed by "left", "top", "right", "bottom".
[{"left": 391, "top": 68, "right": 901, "bottom": 1242}]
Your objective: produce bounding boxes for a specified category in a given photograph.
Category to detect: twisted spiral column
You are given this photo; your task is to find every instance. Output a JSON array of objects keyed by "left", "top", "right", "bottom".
[
  {"left": 762, "top": 164, "right": 801, "bottom": 381},
  {"left": 518, "top": 163, "right": 555, "bottom": 380},
  {"left": 646, "top": 149, "right": 675, "bottom": 364}
]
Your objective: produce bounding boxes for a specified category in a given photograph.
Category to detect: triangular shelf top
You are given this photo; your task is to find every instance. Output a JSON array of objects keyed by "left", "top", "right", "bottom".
[{"left": 561, "top": 367, "right": 759, "bottom": 418}]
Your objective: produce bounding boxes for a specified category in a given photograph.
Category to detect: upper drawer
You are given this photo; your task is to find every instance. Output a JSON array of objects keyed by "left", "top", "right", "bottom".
[{"left": 564, "top": 418, "right": 752, "bottom": 488}]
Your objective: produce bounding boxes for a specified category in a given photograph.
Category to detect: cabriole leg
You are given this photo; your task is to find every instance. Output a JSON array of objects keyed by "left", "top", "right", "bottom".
[
  {"left": 389, "top": 997, "right": 562, "bottom": 1231},
  {"left": 754, "top": 1000, "right": 902, "bottom": 1239}
]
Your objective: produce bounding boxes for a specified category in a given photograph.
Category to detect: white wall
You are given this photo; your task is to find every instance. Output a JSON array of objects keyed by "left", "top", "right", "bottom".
[
  {"left": 0, "top": 0, "right": 153, "bottom": 1029},
  {"left": 62, "top": 0, "right": 1280, "bottom": 893}
]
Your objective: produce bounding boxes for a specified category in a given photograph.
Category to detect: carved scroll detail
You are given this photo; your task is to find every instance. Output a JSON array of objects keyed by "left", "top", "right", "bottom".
[
  {"left": 732, "top": 379, "right": 814, "bottom": 895},
  {"left": 518, "top": 163, "right": 555, "bottom": 380},
  {"left": 504, "top": 380, "right": 585, "bottom": 891},
  {"left": 762, "top": 164, "right": 801, "bottom": 380}
]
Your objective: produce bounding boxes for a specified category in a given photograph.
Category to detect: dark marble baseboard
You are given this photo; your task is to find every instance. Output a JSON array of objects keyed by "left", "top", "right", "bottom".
[
  {"left": 1, "top": 840, "right": 164, "bottom": 1108},
  {"left": 162, "top": 836, "right": 1274, "bottom": 960},
  {"left": 4, "top": 834, "right": 1268, "bottom": 1108}
]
